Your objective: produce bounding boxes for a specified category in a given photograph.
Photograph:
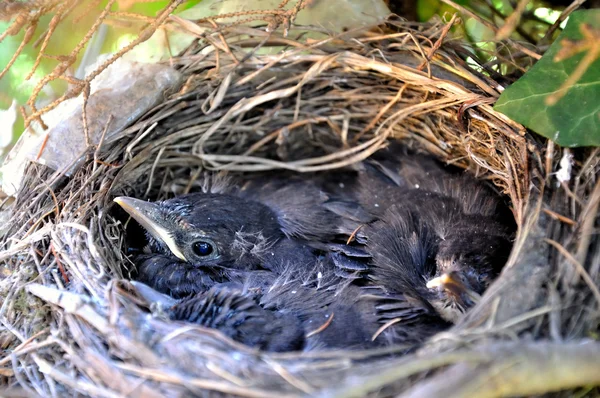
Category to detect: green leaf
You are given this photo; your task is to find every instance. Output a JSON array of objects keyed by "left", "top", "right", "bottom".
[{"left": 494, "top": 10, "right": 600, "bottom": 147}]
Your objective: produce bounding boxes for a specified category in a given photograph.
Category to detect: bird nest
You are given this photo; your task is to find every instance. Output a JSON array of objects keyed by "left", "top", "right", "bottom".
[{"left": 2, "top": 18, "right": 600, "bottom": 398}]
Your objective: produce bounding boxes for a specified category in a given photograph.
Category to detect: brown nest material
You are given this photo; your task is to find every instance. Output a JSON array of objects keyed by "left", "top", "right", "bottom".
[{"left": 2, "top": 18, "right": 600, "bottom": 398}]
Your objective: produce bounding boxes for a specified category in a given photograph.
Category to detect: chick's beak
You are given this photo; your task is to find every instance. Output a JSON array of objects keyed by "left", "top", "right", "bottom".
[
  {"left": 114, "top": 196, "right": 187, "bottom": 262},
  {"left": 426, "top": 272, "right": 481, "bottom": 306}
]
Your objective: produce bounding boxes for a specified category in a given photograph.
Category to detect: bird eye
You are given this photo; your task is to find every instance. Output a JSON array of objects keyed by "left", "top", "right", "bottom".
[{"left": 192, "top": 241, "right": 214, "bottom": 256}]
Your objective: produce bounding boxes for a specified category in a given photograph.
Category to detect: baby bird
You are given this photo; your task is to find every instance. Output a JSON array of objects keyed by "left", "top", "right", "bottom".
[
  {"left": 115, "top": 144, "right": 514, "bottom": 350},
  {"left": 349, "top": 145, "right": 514, "bottom": 322},
  {"left": 115, "top": 177, "right": 396, "bottom": 351},
  {"left": 132, "top": 262, "right": 390, "bottom": 352},
  {"left": 114, "top": 176, "right": 358, "bottom": 298}
]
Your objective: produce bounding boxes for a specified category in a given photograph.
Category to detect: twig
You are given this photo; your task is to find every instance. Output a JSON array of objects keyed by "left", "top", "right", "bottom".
[
  {"left": 545, "top": 238, "right": 600, "bottom": 306},
  {"left": 115, "top": 363, "right": 299, "bottom": 398},
  {"left": 439, "top": 0, "right": 542, "bottom": 60},
  {"left": 576, "top": 178, "right": 600, "bottom": 271},
  {"left": 495, "top": 0, "right": 530, "bottom": 41},
  {"left": 541, "top": 0, "right": 587, "bottom": 44},
  {"left": 400, "top": 342, "right": 600, "bottom": 398},
  {"left": 542, "top": 208, "right": 576, "bottom": 226}
]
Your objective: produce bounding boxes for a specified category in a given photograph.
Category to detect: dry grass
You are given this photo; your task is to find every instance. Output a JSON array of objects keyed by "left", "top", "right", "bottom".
[{"left": 0, "top": 13, "right": 599, "bottom": 398}]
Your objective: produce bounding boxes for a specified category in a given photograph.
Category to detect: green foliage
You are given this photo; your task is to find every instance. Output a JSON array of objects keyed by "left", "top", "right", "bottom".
[
  {"left": 416, "top": 0, "right": 464, "bottom": 23},
  {"left": 0, "top": 1, "right": 202, "bottom": 162},
  {"left": 495, "top": 10, "right": 600, "bottom": 147},
  {"left": 0, "top": 2, "right": 201, "bottom": 111},
  {"left": 121, "top": 0, "right": 202, "bottom": 15}
]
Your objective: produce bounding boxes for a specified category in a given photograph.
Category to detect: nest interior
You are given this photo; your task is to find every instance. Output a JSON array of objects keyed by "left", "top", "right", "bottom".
[{"left": 1, "top": 18, "right": 600, "bottom": 398}]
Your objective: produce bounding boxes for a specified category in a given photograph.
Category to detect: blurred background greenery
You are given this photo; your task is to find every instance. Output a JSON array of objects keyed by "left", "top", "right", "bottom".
[
  {"left": 0, "top": 1, "right": 199, "bottom": 150},
  {"left": 0, "top": 0, "right": 583, "bottom": 162}
]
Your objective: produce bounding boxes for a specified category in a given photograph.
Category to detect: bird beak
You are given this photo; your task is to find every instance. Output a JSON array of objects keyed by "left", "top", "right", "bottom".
[
  {"left": 114, "top": 196, "right": 188, "bottom": 262},
  {"left": 426, "top": 273, "right": 454, "bottom": 289},
  {"left": 426, "top": 272, "right": 481, "bottom": 305}
]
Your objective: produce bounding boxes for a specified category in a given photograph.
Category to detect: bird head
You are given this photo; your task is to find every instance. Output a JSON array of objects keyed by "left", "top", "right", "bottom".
[
  {"left": 425, "top": 233, "right": 509, "bottom": 322},
  {"left": 114, "top": 194, "right": 284, "bottom": 270},
  {"left": 425, "top": 268, "right": 484, "bottom": 323}
]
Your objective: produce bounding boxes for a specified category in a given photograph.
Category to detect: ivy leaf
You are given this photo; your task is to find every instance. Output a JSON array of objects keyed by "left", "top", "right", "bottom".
[{"left": 495, "top": 10, "right": 600, "bottom": 147}]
